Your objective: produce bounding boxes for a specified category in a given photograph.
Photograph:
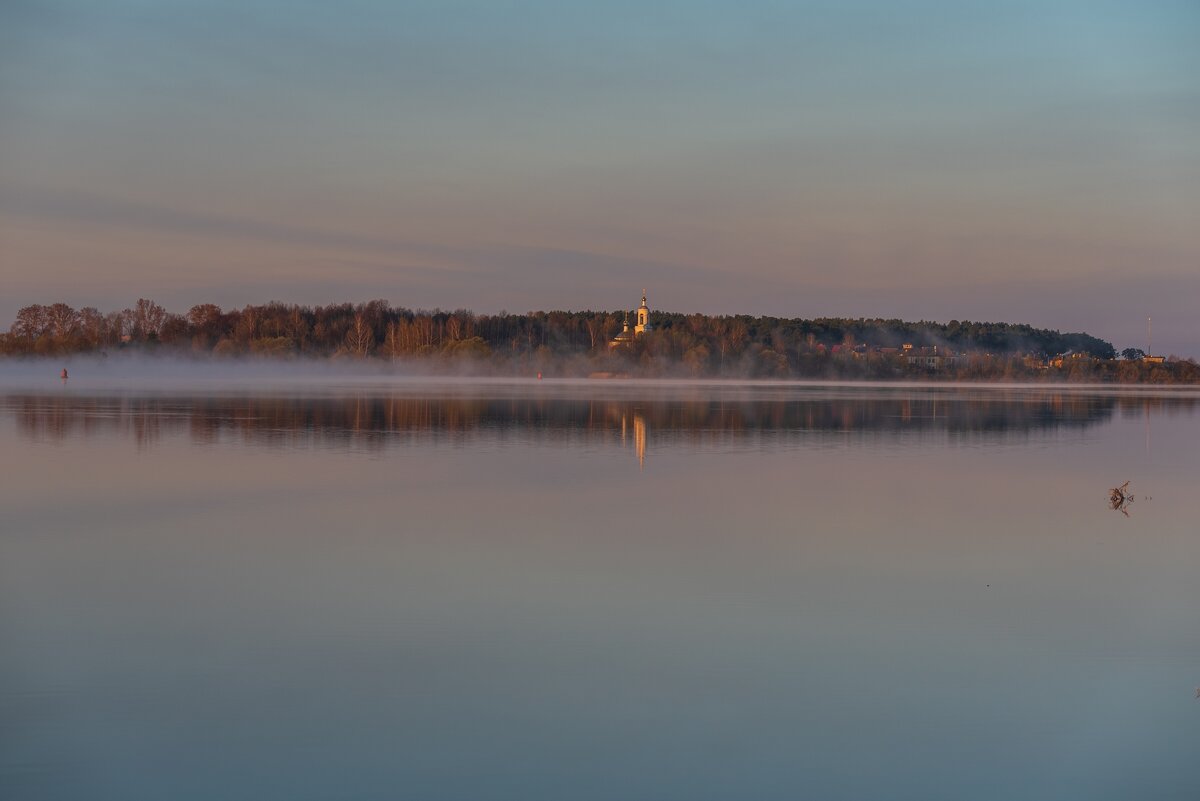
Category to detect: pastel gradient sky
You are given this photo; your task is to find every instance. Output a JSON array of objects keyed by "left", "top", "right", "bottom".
[{"left": 2, "top": 1, "right": 1197, "bottom": 354}]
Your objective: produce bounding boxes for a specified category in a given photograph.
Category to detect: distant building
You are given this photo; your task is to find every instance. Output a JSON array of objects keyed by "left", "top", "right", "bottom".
[
  {"left": 610, "top": 291, "right": 652, "bottom": 348},
  {"left": 634, "top": 291, "right": 652, "bottom": 335},
  {"left": 1022, "top": 354, "right": 1048, "bottom": 370},
  {"left": 1050, "top": 351, "right": 1094, "bottom": 369},
  {"left": 1142, "top": 355, "right": 1166, "bottom": 364},
  {"left": 609, "top": 316, "right": 636, "bottom": 348},
  {"left": 903, "top": 344, "right": 962, "bottom": 370}
]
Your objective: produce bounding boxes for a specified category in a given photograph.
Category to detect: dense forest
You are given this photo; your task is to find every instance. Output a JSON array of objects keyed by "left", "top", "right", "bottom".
[{"left": 3, "top": 298, "right": 1197, "bottom": 383}]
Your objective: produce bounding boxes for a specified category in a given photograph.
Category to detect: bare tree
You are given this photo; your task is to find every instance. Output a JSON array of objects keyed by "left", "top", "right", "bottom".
[
  {"left": 345, "top": 313, "right": 374, "bottom": 357},
  {"left": 133, "top": 298, "right": 168, "bottom": 339},
  {"left": 106, "top": 310, "right": 131, "bottom": 343},
  {"left": 413, "top": 315, "right": 434, "bottom": 349},
  {"left": 187, "top": 304, "right": 222, "bottom": 329},
  {"left": 383, "top": 321, "right": 405, "bottom": 360},
  {"left": 445, "top": 314, "right": 464, "bottom": 342},
  {"left": 11, "top": 305, "right": 48, "bottom": 340},
  {"left": 729, "top": 319, "right": 748, "bottom": 352},
  {"left": 46, "top": 303, "right": 79, "bottom": 339},
  {"left": 78, "top": 307, "right": 105, "bottom": 346},
  {"left": 236, "top": 305, "right": 257, "bottom": 343},
  {"left": 585, "top": 316, "right": 604, "bottom": 350}
]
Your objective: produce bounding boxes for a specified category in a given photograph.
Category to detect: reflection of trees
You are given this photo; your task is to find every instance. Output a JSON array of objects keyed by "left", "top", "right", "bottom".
[
  {"left": 9, "top": 391, "right": 1192, "bottom": 453},
  {"left": 10, "top": 395, "right": 169, "bottom": 450},
  {"left": 1115, "top": 394, "right": 1198, "bottom": 419}
]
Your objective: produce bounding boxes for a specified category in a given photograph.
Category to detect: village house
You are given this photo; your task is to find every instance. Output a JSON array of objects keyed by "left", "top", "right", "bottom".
[
  {"left": 902, "top": 343, "right": 963, "bottom": 370},
  {"left": 1050, "top": 351, "right": 1095, "bottom": 369}
]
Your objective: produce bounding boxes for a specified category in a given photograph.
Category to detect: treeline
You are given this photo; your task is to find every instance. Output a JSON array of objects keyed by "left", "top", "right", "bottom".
[{"left": 2, "top": 298, "right": 1197, "bottom": 383}]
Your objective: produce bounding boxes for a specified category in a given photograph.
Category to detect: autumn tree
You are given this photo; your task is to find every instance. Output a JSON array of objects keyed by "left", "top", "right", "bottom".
[
  {"left": 78, "top": 307, "right": 106, "bottom": 347},
  {"left": 188, "top": 304, "right": 223, "bottom": 329},
  {"left": 344, "top": 312, "right": 375, "bottom": 357},
  {"left": 132, "top": 298, "right": 168, "bottom": 340},
  {"left": 46, "top": 303, "right": 79, "bottom": 339},
  {"left": 11, "top": 305, "right": 48, "bottom": 340}
]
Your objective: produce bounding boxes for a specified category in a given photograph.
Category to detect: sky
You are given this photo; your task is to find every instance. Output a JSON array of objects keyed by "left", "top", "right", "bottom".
[{"left": 2, "top": 0, "right": 1197, "bottom": 355}]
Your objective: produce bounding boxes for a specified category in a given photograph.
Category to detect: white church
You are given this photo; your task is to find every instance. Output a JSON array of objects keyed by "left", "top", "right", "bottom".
[{"left": 609, "top": 291, "right": 653, "bottom": 348}]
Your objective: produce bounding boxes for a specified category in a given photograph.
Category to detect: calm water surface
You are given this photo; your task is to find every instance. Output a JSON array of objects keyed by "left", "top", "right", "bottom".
[{"left": 2, "top": 380, "right": 1198, "bottom": 800}]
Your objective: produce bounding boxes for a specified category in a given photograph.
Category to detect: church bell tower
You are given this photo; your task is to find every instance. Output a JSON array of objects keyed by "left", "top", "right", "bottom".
[{"left": 635, "top": 290, "right": 651, "bottom": 334}]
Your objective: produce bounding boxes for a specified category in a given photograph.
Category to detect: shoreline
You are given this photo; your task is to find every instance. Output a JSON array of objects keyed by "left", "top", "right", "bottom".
[{"left": 3, "top": 370, "right": 1199, "bottom": 397}]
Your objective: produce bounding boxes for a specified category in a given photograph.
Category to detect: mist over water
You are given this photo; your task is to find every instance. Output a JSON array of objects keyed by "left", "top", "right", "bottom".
[
  {"left": 2, "top": 381, "right": 1199, "bottom": 801},
  {"left": 0, "top": 354, "right": 429, "bottom": 390}
]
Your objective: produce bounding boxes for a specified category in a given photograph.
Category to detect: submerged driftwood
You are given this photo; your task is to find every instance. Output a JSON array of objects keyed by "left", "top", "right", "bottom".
[{"left": 1109, "top": 481, "right": 1133, "bottom": 516}]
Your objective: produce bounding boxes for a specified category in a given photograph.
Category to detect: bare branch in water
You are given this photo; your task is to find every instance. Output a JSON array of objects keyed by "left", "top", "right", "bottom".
[{"left": 1109, "top": 481, "right": 1134, "bottom": 516}]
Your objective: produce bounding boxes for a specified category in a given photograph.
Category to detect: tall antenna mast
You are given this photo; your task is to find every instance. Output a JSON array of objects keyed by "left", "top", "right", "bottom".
[{"left": 1148, "top": 316, "right": 1152, "bottom": 356}]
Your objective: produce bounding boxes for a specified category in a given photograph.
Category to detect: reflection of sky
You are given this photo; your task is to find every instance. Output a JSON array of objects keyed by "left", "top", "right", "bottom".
[
  {"left": 2, "top": 1, "right": 1198, "bottom": 355},
  {"left": 1, "top": 392, "right": 1198, "bottom": 799}
]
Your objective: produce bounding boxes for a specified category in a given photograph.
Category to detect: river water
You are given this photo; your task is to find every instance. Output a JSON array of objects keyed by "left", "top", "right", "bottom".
[{"left": 2, "top": 380, "right": 1198, "bottom": 800}]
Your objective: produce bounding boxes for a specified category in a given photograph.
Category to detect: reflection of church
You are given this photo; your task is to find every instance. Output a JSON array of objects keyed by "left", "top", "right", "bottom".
[
  {"left": 609, "top": 291, "right": 652, "bottom": 348},
  {"left": 620, "top": 410, "right": 647, "bottom": 470}
]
